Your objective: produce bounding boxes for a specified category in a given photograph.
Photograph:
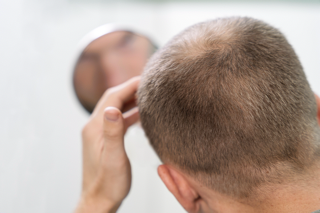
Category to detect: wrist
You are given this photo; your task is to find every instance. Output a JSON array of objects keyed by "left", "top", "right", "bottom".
[{"left": 75, "top": 194, "right": 121, "bottom": 213}]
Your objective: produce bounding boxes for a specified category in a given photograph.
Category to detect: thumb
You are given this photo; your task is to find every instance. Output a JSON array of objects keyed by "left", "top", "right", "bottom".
[{"left": 103, "top": 107, "right": 125, "bottom": 147}]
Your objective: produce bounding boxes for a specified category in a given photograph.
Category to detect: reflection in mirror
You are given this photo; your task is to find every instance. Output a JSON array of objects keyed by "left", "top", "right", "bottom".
[{"left": 73, "top": 27, "right": 157, "bottom": 113}]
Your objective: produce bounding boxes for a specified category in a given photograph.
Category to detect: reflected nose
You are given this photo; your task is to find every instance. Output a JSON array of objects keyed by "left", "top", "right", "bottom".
[{"left": 100, "top": 50, "right": 128, "bottom": 88}]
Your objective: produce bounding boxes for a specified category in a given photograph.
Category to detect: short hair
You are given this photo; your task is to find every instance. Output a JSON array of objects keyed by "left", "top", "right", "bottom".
[{"left": 137, "top": 17, "right": 320, "bottom": 199}]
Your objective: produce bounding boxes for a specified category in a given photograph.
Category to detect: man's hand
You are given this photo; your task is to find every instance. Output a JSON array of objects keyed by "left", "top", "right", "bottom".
[{"left": 75, "top": 77, "right": 140, "bottom": 213}]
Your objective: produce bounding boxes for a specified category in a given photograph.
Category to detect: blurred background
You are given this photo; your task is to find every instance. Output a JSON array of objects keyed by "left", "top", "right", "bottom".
[{"left": 0, "top": 0, "right": 319, "bottom": 212}]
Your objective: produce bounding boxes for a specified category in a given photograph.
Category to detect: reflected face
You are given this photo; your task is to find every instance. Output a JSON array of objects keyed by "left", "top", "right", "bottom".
[{"left": 73, "top": 31, "right": 155, "bottom": 113}]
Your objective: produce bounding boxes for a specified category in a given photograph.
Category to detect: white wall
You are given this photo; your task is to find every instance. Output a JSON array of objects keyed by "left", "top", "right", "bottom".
[{"left": 0, "top": 0, "right": 319, "bottom": 212}]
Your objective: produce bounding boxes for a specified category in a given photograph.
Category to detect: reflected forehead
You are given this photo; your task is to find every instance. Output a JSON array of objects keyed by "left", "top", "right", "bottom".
[{"left": 83, "top": 31, "right": 131, "bottom": 54}]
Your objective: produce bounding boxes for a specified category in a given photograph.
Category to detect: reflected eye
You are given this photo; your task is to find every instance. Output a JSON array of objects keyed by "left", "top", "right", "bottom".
[
  {"left": 117, "top": 33, "right": 135, "bottom": 49},
  {"left": 80, "top": 53, "right": 99, "bottom": 63},
  {"left": 77, "top": 53, "right": 100, "bottom": 75}
]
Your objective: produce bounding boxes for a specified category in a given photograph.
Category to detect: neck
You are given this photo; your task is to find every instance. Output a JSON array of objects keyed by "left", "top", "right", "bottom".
[{"left": 191, "top": 165, "right": 320, "bottom": 213}]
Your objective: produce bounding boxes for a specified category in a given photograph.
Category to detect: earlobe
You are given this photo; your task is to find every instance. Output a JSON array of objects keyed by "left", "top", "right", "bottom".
[
  {"left": 158, "top": 165, "right": 200, "bottom": 213},
  {"left": 315, "top": 94, "right": 320, "bottom": 126}
]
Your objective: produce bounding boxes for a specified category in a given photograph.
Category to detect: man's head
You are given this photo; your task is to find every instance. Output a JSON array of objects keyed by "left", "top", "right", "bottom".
[{"left": 137, "top": 17, "right": 320, "bottom": 212}]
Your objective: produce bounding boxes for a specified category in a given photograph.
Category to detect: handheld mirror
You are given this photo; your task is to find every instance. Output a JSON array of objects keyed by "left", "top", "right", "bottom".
[{"left": 73, "top": 24, "right": 157, "bottom": 113}]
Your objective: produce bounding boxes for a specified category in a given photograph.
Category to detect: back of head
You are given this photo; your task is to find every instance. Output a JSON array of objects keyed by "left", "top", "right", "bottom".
[{"left": 137, "top": 17, "right": 320, "bottom": 199}]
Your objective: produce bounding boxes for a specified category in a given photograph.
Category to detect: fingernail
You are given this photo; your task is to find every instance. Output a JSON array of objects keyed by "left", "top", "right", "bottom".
[{"left": 105, "top": 110, "right": 119, "bottom": 122}]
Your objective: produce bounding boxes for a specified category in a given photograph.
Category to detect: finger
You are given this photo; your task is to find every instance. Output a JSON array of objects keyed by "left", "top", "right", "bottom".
[
  {"left": 103, "top": 107, "right": 125, "bottom": 150},
  {"left": 122, "top": 97, "right": 137, "bottom": 113},
  {"left": 93, "top": 77, "right": 140, "bottom": 120},
  {"left": 123, "top": 107, "right": 140, "bottom": 131}
]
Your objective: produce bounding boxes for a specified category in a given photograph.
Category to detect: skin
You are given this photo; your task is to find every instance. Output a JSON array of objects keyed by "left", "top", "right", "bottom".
[{"left": 75, "top": 78, "right": 320, "bottom": 213}]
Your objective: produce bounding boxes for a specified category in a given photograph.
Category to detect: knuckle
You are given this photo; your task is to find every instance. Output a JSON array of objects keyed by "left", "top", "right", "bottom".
[
  {"left": 81, "top": 123, "right": 90, "bottom": 139},
  {"left": 104, "top": 126, "right": 122, "bottom": 139},
  {"left": 105, "top": 87, "right": 117, "bottom": 97},
  {"left": 101, "top": 88, "right": 117, "bottom": 103},
  {"left": 81, "top": 119, "right": 95, "bottom": 139},
  {"left": 81, "top": 123, "right": 90, "bottom": 138},
  {"left": 131, "top": 76, "right": 141, "bottom": 82}
]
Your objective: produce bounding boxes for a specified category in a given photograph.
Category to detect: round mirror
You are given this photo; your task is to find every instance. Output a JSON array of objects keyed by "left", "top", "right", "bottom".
[{"left": 73, "top": 25, "right": 157, "bottom": 113}]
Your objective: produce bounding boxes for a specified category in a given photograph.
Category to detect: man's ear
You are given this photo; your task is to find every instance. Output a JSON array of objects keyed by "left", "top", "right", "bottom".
[
  {"left": 157, "top": 165, "right": 200, "bottom": 213},
  {"left": 315, "top": 94, "right": 320, "bottom": 126}
]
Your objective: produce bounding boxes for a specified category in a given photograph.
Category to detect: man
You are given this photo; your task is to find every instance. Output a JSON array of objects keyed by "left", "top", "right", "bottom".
[{"left": 75, "top": 17, "right": 320, "bottom": 213}]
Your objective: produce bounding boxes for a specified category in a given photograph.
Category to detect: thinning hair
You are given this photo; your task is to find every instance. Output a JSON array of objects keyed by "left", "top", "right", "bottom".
[{"left": 137, "top": 17, "right": 320, "bottom": 199}]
